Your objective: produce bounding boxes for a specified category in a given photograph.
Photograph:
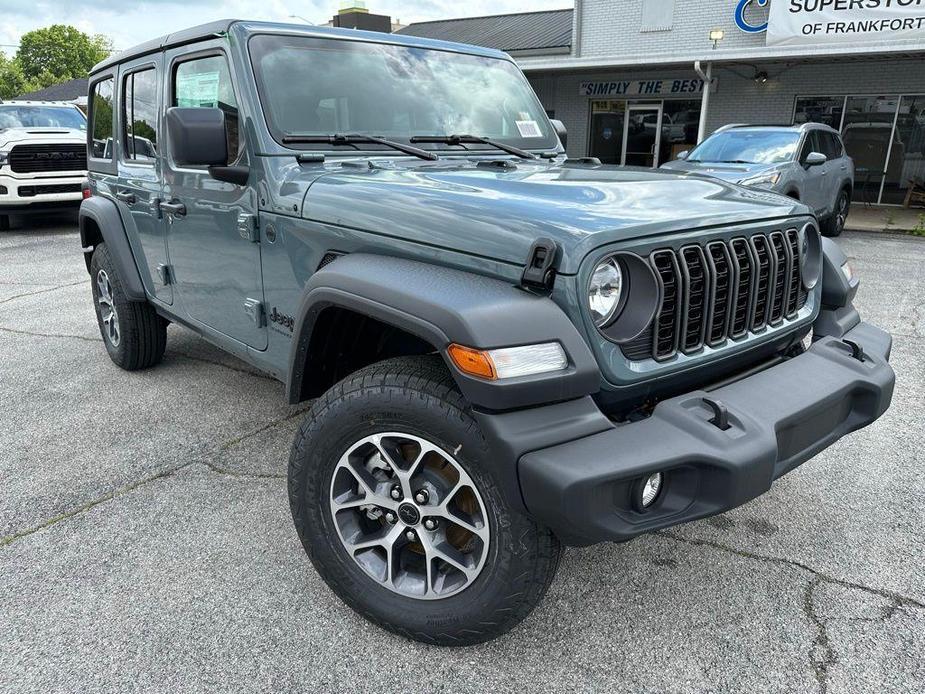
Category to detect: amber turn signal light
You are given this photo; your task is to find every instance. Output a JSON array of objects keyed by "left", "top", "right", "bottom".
[{"left": 447, "top": 344, "right": 497, "bottom": 380}]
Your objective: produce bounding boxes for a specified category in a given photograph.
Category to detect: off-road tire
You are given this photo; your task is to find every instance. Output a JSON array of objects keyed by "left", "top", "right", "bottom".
[
  {"left": 288, "top": 355, "right": 562, "bottom": 646},
  {"left": 822, "top": 188, "right": 850, "bottom": 237},
  {"left": 89, "top": 242, "right": 167, "bottom": 370}
]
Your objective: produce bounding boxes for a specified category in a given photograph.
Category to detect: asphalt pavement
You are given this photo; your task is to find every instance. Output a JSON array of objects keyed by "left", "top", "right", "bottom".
[{"left": 1, "top": 214, "right": 923, "bottom": 693}]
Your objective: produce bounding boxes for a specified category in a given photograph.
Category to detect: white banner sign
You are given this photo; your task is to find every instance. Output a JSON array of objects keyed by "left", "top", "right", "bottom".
[{"left": 767, "top": 0, "right": 925, "bottom": 47}]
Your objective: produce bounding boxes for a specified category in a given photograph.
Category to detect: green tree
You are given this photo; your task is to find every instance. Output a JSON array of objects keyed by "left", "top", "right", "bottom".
[
  {"left": 0, "top": 53, "right": 34, "bottom": 100},
  {"left": 17, "top": 25, "right": 112, "bottom": 83}
]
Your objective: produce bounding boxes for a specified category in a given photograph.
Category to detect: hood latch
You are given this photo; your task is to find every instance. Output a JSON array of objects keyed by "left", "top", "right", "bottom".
[{"left": 520, "top": 237, "right": 559, "bottom": 292}]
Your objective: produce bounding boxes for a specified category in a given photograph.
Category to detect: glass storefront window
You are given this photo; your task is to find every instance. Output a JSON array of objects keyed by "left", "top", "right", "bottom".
[
  {"left": 794, "top": 96, "right": 844, "bottom": 129},
  {"left": 590, "top": 100, "right": 626, "bottom": 165},
  {"left": 589, "top": 99, "right": 700, "bottom": 167},
  {"left": 888, "top": 95, "right": 925, "bottom": 206},
  {"left": 659, "top": 100, "right": 702, "bottom": 164},
  {"left": 842, "top": 95, "right": 900, "bottom": 204}
]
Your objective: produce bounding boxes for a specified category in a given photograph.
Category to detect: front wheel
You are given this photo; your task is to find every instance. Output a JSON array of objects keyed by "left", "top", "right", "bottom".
[
  {"left": 822, "top": 189, "right": 850, "bottom": 237},
  {"left": 288, "top": 356, "right": 561, "bottom": 646}
]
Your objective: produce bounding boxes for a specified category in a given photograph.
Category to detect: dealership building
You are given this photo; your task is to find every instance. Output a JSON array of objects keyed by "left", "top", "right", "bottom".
[{"left": 400, "top": 0, "right": 925, "bottom": 205}]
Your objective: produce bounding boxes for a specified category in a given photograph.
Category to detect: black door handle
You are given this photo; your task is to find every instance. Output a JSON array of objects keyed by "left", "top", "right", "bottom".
[
  {"left": 115, "top": 191, "right": 136, "bottom": 205},
  {"left": 160, "top": 200, "right": 187, "bottom": 217}
]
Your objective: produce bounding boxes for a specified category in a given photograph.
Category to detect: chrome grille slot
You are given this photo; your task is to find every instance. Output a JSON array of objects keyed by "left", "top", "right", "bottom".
[
  {"left": 619, "top": 228, "right": 809, "bottom": 362},
  {"left": 650, "top": 250, "right": 682, "bottom": 360}
]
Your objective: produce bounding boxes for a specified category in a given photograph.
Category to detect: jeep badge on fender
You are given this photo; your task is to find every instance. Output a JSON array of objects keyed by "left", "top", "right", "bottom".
[{"left": 79, "top": 19, "right": 895, "bottom": 647}]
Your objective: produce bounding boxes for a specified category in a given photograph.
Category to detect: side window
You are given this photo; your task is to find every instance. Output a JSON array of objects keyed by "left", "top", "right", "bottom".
[
  {"left": 89, "top": 78, "right": 115, "bottom": 159},
  {"left": 123, "top": 68, "right": 158, "bottom": 162},
  {"left": 825, "top": 132, "right": 844, "bottom": 159},
  {"left": 173, "top": 55, "right": 240, "bottom": 165},
  {"left": 798, "top": 132, "right": 816, "bottom": 162}
]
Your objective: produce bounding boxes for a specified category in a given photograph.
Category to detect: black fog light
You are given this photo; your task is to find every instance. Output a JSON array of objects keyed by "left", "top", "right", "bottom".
[{"left": 634, "top": 472, "right": 663, "bottom": 511}]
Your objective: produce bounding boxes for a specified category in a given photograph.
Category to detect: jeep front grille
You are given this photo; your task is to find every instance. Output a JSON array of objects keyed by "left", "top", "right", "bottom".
[
  {"left": 624, "top": 229, "right": 807, "bottom": 362},
  {"left": 9, "top": 144, "right": 87, "bottom": 173}
]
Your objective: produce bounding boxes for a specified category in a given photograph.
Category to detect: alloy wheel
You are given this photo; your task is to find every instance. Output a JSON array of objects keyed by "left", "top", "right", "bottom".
[
  {"left": 329, "top": 432, "right": 490, "bottom": 600},
  {"left": 96, "top": 269, "right": 121, "bottom": 347}
]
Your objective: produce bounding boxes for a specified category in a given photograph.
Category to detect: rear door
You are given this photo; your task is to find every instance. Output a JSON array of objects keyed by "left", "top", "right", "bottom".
[
  {"left": 161, "top": 42, "right": 266, "bottom": 350},
  {"left": 114, "top": 56, "right": 171, "bottom": 303}
]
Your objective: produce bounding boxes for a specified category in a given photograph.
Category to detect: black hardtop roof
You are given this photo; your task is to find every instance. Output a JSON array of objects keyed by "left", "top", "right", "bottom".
[{"left": 91, "top": 19, "right": 238, "bottom": 74}]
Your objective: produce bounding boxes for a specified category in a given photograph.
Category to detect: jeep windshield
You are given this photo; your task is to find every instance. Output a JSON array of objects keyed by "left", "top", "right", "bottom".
[
  {"left": 0, "top": 105, "right": 87, "bottom": 131},
  {"left": 687, "top": 130, "right": 799, "bottom": 164},
  {"left": 248, "top": 35, "right": 558, "bottom": 155}
]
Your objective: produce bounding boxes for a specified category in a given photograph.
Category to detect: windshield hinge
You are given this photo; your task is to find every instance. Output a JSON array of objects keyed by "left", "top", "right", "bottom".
[
  {"left": 237, "top": 213, "right": 259, "bottom": 243},
  {"left": 521, "top": 237, "right": 559, "bottom": 292}
]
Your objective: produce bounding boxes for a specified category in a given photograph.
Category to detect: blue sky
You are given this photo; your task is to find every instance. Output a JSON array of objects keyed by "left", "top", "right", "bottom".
[{"left": 0, "top": 0, "right": 571, "bottom": 55}]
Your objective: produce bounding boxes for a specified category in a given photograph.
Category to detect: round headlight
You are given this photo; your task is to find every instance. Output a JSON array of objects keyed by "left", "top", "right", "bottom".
[{"left": 588, "top": 257, "right": 623, "bottom": 326}]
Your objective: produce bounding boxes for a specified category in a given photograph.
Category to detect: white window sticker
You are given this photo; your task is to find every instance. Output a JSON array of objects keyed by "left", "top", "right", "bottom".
[
  {"left": 515, "top": 120, "right": 542, "bottom": 138},
  {"left": 176, "top": 71, "right": 220, "bottom": 108}
]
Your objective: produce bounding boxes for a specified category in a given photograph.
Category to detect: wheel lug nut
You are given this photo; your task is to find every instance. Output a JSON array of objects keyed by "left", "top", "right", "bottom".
[
  {"left": 390, "top": 485, "right": 402, "bottom": 500},
  {"left": 385, "top": 511, "right": 396, "bottom": 524},
  {"left": 423, "top": 518, "right": 438, "bottom": 531},
  {"left": 414, "top": 490, "right": 429, "bottom": 504},
  {"left": 405, "top": 530, "right": 417, "bottom": 542}
]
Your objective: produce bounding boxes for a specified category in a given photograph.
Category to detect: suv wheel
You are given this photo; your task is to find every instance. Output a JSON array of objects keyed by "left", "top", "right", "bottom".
[
  {"left": 822, "top": 189, "right": 849, "bottom": 237},
  {"left": 288, "top": 355, "right": 561, "bottom": 645},
  {"left": 90, "top": 242, "right": 167, "bottom": 370}
]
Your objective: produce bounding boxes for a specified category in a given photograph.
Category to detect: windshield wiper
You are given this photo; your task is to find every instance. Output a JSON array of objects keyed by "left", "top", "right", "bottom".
[
  {"left": 409, "top": 134, "right": 536, "bottom": 159},
  {"left": 281, "top": 133, "right": 438, "bottom": 161}
]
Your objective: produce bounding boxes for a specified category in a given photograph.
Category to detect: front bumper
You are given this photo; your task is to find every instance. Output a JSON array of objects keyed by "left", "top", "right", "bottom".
[
  {"left": 0, "top": 172, "right": 85, "bottom": 212},
  {"left": 515, "top": 320, "right": 894, "bottom": 546}
]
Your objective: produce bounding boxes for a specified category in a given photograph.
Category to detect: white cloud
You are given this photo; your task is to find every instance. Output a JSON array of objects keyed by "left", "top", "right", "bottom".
[{"left": 0, "top": 0, "right": 572, "bottom": 55}]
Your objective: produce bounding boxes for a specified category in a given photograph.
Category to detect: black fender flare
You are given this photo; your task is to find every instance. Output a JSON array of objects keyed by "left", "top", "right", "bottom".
[
  {"left": 287, "top": 254, "right": 601, "bottom": 411},
  {"left": 79, "top": 196, "right": 146, "bottom": 301}
]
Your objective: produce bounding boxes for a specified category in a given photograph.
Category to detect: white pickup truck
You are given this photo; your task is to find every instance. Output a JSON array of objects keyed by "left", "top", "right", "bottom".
[{"left": 0, "top": 101, "right": 88, "bottom": 230}]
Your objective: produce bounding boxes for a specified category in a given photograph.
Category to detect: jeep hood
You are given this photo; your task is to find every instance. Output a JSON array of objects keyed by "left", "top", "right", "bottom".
[{"left": 301, "top": 160, "right": 806, "bottom": 274}]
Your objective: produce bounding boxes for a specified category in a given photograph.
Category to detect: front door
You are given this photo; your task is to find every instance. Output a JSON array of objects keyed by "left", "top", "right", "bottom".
[
  {"left": 799, "top": 131, "right": 828, "bottom": 216},
  {"left": 114, "top": 56, "right": 171, "bottom": 304},
  {"left": 162, "top": 44, "right": 266, "bottom": 350},
  {"left": 623, "top": 104, "right": 663, "bottom": 168}
]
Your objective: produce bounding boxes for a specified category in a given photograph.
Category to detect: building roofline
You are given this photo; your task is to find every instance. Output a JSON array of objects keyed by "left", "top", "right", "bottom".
[
  {"left": 517, "top": 40, "right": 925, "bottom": 73},
  {"left": 402, "top": 8, "right": 573, "bottom": 28}
]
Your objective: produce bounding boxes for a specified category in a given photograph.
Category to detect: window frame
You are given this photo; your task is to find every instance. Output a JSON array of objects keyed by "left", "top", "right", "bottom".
[
  {"left": 87, "top": 74, "right": 117, "bottom": 173},
  {"left": 168, "top": 47, "right": 244, "bottom": 169},
  {"left": 120, "top": 63, "right": 159, "bottom": 167}
]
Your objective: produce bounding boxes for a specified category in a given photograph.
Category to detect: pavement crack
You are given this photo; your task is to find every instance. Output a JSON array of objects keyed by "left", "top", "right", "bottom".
[
  {"left": 220, "top": 406, "right": 311, "bottom": 451},
  {"left": 804, "top": 577, "right": 835, "bottom": 694},
  {"left": 0, "top": 325, "right": 101, "bottom": 342},
  {"left": 0, "top": 464, "right": 192, "bottom": 548},
  {"left": 658, "top": 530, "right": 925, "bottom": 610},
  {"left": 197, "top": 460, "right": 286, "bottom": 479},
  {"left": 171, "top": 350, "right": 275, "bottom": 381},
  {"left": 0, "top": 280, "right": 86, "bottom": 305}
]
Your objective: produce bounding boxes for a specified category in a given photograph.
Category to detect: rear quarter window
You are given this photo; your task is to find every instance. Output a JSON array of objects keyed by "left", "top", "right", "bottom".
[{"left": 89, "top": 77, "right": 115, "bottom": 159}]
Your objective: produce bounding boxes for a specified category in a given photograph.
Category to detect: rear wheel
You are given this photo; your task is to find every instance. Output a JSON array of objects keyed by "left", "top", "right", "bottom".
[
  {"left": 288, "top": 356, "right": 561, "bottom": 645},
  {"left": 90, "top": 242, "right": 167, "bottom": 370},
  {"left": 822, "top": 189, "right": 849, "bottom": 237}
]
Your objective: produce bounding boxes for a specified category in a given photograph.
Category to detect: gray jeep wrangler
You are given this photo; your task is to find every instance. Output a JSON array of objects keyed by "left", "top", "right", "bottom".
[{"left": 80, "top": 20, "right": 895, "bottom": 646}]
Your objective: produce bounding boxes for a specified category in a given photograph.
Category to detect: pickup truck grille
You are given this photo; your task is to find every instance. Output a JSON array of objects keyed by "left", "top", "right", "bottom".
[
  {"left": 624, "top": 229, "right": 807, "bottom": 362},
  {"left": 9, "top": 144, "right": 87, "bottom": 173}
]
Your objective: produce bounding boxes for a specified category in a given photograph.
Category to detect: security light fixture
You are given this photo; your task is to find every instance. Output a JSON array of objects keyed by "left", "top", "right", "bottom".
[
  {"left": 710, "top": 28, "right": 725, "bottom": 49},
  {"left": 754, "top": 71, "right": 769, "bottom": 84}
]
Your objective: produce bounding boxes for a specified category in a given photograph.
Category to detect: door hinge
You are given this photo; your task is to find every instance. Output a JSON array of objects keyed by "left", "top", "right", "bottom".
[
  {"left": 237, "top": 213, "right": 259, "bottom": 243},
  {"left": 156, "top": 263, "right": 173, "bottom": 286},
  {"left": 243, "top": 298, "right": 266, "bottom": 327},
  {"left": 520, "top": 237, "right": 559, "bottom": 291}
]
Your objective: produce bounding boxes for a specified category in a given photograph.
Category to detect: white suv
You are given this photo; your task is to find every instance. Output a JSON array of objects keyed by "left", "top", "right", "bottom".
[{"left": 0, "top": 101, "right": 88, "bottom": 230}]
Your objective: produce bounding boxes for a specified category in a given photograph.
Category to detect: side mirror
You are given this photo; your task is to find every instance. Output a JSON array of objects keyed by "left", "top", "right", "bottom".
[
  {"left": 804, "top": 151, "right": 827, "bottom": 167},
  {"left": 166, "top": 107, "right": 249, "bottom": 185},
  {"left": 676, "top": 150, "right": 690, "bottom": 160},
  {"left": 550, "top": 119, "right": 567, "bottom": 150},
  {"left": 167, "top": 107, "right": 228, "bottom": 166}
]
